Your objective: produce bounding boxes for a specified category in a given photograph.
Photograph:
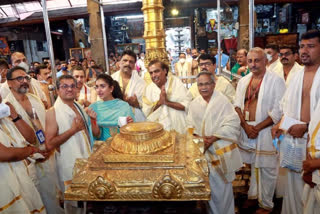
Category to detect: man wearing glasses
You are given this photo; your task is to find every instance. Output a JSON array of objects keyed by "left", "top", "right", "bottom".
[
  {"left": 7, "top": 52, "right": 48, "bottom": 108},
  {"left": 45, "top": 75, "right": 93, "bottom": 214},
  {"left": 276, "top": 45, "right": 303, "bottom": 86},
  {"left": 4, "top": 66, "right": 63, "bottom": 214},
  {"left": 187, "top": 71, "right": 242, "bottom": 214},
  {"left": 188, "top": 54, "right": 235, "bottom": 103}
]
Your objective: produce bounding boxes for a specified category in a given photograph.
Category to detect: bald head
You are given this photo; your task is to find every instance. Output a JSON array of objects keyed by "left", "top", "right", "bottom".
[{"left": 247, "top": 47, "right": 267, "bottom": 75}]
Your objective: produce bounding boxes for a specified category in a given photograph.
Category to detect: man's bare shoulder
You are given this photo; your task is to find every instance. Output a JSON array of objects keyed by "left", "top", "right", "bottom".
[{"left": 46, "top": 106, "right": 56, "bottom": 118}]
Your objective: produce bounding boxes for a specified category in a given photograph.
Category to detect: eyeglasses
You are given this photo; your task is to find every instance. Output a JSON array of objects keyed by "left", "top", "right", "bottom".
[
  {"left": 279, "top": 52, "right": 293, "bottom": 57},
  {"left": 9, "top": 75, "right": 31, "bottom": 83},
  {"left": 197, "top": 82, "right": 214, "bottom": 87},
  {"left": 59, "top": 84, "right": 76, "bottom": 90},
  {"left": 199, "top": 62, "right": 213, "bottom": 67}
]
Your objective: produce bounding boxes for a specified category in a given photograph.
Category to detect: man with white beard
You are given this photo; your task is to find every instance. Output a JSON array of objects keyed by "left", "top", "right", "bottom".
[{"left": 187, "top": 71, "right": 242, "bottom": 214}]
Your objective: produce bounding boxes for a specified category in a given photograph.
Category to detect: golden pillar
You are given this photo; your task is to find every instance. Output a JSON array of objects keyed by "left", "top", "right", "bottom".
[{"left": 142, "top": 0, "right": 169, "bottom": 83}]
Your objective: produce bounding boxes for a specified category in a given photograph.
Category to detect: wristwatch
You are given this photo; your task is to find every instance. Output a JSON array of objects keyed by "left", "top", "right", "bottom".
[{"left": 12, "top": 114, "right": 22, "bottom": 123}]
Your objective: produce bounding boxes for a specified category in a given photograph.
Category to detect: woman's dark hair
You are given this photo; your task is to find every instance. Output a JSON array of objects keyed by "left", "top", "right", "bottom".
[{"left": 96, "top": 73, "right": 123, "bottom": 100}]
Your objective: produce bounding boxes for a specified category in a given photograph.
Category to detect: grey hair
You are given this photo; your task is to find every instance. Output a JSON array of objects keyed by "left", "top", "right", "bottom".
[
  {"left": 196, "top": 71, "right": 215, "bottom": 83},
  {"left": 248, "top": 47, "right": 267, "bottom": 59}
]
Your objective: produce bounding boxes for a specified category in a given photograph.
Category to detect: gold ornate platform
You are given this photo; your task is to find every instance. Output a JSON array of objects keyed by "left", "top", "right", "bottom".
[{"left": 64, "top": 122, "right": 210, "bottom": 201}]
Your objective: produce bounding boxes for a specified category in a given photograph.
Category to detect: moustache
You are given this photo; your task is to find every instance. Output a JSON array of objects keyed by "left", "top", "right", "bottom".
[
  {"left": 281, "top": 58, "right": 288, "bottom": 61},
  {"left": 201, "top": 68, "right": 208, "bottom": 72},
  {"left": 20, "top": 83, "right": 29, "bottom": 88}
]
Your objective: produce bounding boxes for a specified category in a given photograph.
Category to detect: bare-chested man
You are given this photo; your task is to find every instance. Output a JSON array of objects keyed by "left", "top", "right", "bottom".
[
  {"left": 5, "top": 66, "right": 63, "bottom": 213},
  {"left": 272, "top": 30, "right": 320, "bottom": 214},
  {"left": 45, "top": 75, "right": 93, "bottom": 214},
  {"left": 7, "top": 52, "right": 48, "bottom": 107},
  {"left": 234, "top": 47, "right": 286, "bottom": 213}
]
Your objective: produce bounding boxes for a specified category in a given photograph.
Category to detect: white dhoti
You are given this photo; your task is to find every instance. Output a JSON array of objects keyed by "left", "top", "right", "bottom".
[
  {"left": 4, "top": 92, "right": 63, "bottom": 214},
  {"left": 302, "top": 101, "right": 320, "bottom": 214},
  {"left": 248, "top": 165, "right": 278, "bottom": 209},
  {"left": 234, "top": 71, "right": 286, "bottom": 210},
  {"left": 303, "top": 185, "right": 320, "bottom": 214},
  {"left": 54, "top": 97, "right": 92, "bottom": 214},
  {"left": 187, "top": 91, "right": 242, "bottom": 214},
  {"left": 281, "top": 170, "right": 304, "bottom": 214},
  {"left": 279, "top": 66, "right": 320, "bottom": 214},
  {"left": 0, "top": 118, "right": 46, "bottom": 214},
  {"left": 207, "top": 167, "right": 235, "bottom": 214}
]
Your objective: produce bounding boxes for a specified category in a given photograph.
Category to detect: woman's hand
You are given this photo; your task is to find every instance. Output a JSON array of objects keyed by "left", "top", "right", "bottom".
[
  {"left": 86, "top": 108, "right": 97, "bottom": 121},
  {"left": 127, "top": 116, "right": 134, "bottom": 123}
]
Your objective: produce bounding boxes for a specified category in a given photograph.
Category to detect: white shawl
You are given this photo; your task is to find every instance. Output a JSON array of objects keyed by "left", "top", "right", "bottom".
[
  {"left": 188, "top": 76, "right": 235, "bottom": 102},
  {"left": 0, "top": 118, "right": 45, "bottom": 213},
  {"left": 54, "top": 97, "right": 92, "bottom": 192},
  {"left": 112, "top": 70, "right": 146, "bottom": 122},
  {"left": 142, "top": 74, "right": 191, "bottom": 134},
  {"left": 187, "top": 91, "right": 242, "bottom": 182},
  {"left": 234, "top": 71, "right": 286, "bottom": 167}
]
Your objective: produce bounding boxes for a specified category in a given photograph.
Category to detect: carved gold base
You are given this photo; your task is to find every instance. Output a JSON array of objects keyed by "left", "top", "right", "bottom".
[{"left": 64, "top": 125, "right": 210, "bottom": 202}]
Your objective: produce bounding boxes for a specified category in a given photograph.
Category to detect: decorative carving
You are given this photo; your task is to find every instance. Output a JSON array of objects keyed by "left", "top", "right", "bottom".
[
  {"left": 88, "top": 176, "right": 116, "bottom": 199},
  {"left": 110, "top": 122, "right": 173, "bottom": 155},
  {"left": 153, "top": 174, "right": 183, "bottom": 199},
  {"left": 64, "top": 122, "right": 211, "bottom": 201}
]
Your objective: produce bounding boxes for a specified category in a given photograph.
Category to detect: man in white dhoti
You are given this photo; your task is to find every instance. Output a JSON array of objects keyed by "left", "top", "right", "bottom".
[
  {"left": 187, "top": 71, "right": 242, "bottom": 214},
  {"left": 273, "top": 45, "right": 304, "bottom": 200},
  {"left": 271, "top": 30, "right": 320, "bottom": 214},
  {"left": 0, "top": 94, "right": 46, "bottom": 213},
  {"left": 188, "top": 54, "right": 235, "bottom": 102},
  {"left": 234, "top": 47, "right": 286, "bottom": 213},
  {"left": 302, "top": 101, "right": 320, "bottom": 214},
  {"left": 5, "top": 66, "right": 63, "bottom": 214},
  {"left": 112, "top": 50, "right": 146, "bottom": 122},
  {"left": 277, "top": 45, "right": 304, "bottom": 86},
  {"left": 46, "top": 75, "right": 93, "bottom": 214},
  {"left": 143, "top": 60, "right": 191, "bottom": 134},
  {"left": 72, "top": 65, "right": 97, "bottom": 108},
  {"left": 265, "top": 44, "right": 282, "bottom": 75}
]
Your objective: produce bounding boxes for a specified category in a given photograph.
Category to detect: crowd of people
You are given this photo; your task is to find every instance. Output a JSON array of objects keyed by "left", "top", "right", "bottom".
[{"left": 0, "top": 29, "right": 320, "bottom": 214}]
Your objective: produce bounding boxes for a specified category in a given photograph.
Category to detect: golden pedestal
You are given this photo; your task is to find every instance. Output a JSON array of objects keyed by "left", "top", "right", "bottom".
[{"left": 64, "top": 122, "right": 210, "bottom": 201}]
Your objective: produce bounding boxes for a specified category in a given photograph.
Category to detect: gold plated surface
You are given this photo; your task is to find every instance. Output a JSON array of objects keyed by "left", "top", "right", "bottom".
[
  {"left": 142, "top": 0, "right": 169, "bottom": 69},
  {"left": 110, "top": 122, "right": 173, "bottom": 156},
  {"left": 64, "top": 122, "right": 210, "bottom": 201}
]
